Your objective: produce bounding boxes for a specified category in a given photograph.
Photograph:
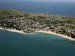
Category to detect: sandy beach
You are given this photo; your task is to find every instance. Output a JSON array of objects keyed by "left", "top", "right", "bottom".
[
  {"left": 35, "top": 31, "right": 75, "bottom": 41},
  {"left": 0, "top": 27, "right": 75, "bottom": 41},
  {"left": 0, "top": 27, "right": 25, "bottom": 34}
]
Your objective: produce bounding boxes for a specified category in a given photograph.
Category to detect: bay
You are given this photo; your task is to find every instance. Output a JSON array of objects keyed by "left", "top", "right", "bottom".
[{"left": 0, "top": 30, "right": 75, "bottom": 56}]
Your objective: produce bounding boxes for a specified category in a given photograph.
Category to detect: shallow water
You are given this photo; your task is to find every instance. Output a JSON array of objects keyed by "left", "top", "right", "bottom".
[{"left": 0, "top": 30, "right": 75, "bottom": 56}]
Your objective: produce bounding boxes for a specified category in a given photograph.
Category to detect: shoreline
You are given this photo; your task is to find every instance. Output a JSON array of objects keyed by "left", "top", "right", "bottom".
[
  {"left": 0, "top": 27, "right": 75, "bottom": 41},
  {"left": 0, "top": 27, "right": 25, "bottom": 34},
  {"left": 35, "top": 31, "right": 75, "bottom": 41}
]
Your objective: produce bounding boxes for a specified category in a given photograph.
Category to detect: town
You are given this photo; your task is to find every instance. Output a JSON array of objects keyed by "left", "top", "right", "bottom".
[{"left": 0, "top": 10, "right": 75, "bottom": 38}]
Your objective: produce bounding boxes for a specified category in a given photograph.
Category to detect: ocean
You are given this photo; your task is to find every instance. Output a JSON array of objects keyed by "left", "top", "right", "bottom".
[
  {"left": 0, "top": 30, "right": 75, "bottom": 56},
  {"left": 0, "top": 1, "right": 75, "bottom": 56},
  {"left": 0, "top": 1, "right": 75, "bottom": 17}
]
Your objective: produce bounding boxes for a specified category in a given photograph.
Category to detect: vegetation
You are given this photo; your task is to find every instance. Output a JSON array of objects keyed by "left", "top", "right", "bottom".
[{"left": 0, "top": 10, "right": 75, "bottom": 38}]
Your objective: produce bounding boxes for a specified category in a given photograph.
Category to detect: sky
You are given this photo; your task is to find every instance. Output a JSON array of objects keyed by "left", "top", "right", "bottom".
[
  {"left": 27, "top": 0, "right": 75, "bottom": 2},
  {"left": 1, "top": 0, "right": 75, "bottom": 2}
]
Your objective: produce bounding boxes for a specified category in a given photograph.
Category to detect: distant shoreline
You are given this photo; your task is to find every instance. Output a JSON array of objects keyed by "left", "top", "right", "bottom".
[{"left": 0, "top": 27, "right": 75, "bottom": 41}]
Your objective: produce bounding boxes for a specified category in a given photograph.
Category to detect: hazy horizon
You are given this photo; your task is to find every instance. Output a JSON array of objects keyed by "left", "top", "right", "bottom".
[{"left": 0, "top": 0, "right": 75, "bottom": 2}]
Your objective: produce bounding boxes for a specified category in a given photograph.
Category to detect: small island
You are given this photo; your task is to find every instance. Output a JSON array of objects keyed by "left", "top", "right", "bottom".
[{"left": 0, "top": 10, "right": 75, "bottom": 40}]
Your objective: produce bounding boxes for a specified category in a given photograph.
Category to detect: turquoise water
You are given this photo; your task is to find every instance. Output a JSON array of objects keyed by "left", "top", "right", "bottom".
[{"left": 0, "top": 30, "right": 75, "bottom": 56}]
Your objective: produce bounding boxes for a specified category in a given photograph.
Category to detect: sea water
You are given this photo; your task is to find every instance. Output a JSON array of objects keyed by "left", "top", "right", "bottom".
[
  {"left": 0, "top": 30, "right": 75, "bottom": 56},
  {"left": 0, "top": 1, "right": 75, "bottom": 56},
  {"left": 0, "top": 1, "right": 75, "bottom": 17}
]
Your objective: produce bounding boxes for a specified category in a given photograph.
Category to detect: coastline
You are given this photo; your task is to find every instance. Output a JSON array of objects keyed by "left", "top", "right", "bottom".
[
  {"left": 0, "top": 27, "right": 75, "bottom": 41},
  {"left": 35, "top": 31, "right": 75, "bottom": 41},
  {"left": 0, "top": 27, "right": 25, "bottom": 34}
]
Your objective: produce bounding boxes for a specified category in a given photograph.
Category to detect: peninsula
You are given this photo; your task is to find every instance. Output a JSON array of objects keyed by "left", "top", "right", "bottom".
[{"left": 0, "top": 10, "right": 75, "bottom": 40}]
